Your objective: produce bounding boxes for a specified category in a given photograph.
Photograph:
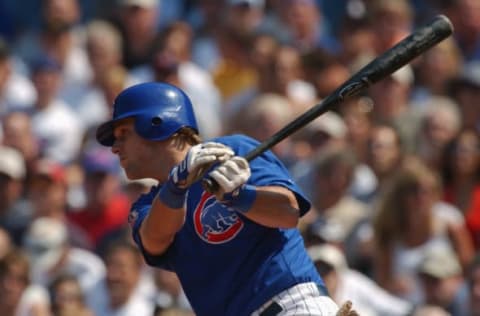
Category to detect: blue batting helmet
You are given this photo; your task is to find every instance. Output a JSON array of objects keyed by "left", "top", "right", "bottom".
[{"left": 96, "top": 82, "right": 198, "bottom": 146}]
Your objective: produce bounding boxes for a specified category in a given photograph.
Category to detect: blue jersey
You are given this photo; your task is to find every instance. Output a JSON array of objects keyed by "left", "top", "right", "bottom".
[{"left": 129, "top": 135, "right": 326, "bottom": 316}]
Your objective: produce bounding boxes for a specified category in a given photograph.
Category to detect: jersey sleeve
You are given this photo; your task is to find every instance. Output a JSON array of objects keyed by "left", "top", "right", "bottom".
[
  {"left": 217, "top": 135, "right": 312, "bottom": 216},
  {"left": 129, "top": 185, "right": 174, "bottom": 270}
]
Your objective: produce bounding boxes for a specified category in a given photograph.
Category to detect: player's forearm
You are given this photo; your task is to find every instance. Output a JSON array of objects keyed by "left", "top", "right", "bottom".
[
  {"left": 242, "top": 186, "right": 300, "bottom": 228},
  {"left": 139, "top": 197, "right": 186, "bottom": 255}
]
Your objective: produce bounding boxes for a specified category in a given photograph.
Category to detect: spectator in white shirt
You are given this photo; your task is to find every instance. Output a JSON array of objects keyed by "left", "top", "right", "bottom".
[
  {"left": 28, "top": 55, "right": 83, "bottom": 164},
  {"left": 22, "top": 217, "right": 106, "bottom": 313},
  {"left": 308, "top": 243, "right": 413, "bottom": 316},
  {"left": 94, "top": 241, "right": 154, "bottom": 316},
  {"left": 0, "top": 37, "right": 36, "bottom": 116},
  {"left": 0, "top": 248, "right": 50, "bottom": 316}
]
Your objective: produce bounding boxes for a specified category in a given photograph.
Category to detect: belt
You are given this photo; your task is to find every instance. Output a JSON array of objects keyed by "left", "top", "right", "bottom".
[{"left": 259, "top": 301, "right": 283, "bottom": 316}]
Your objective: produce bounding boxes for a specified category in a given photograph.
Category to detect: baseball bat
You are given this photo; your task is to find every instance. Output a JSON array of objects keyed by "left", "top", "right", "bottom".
[{"left": 202, "top": 14, "right": 454, "bottom": 193}]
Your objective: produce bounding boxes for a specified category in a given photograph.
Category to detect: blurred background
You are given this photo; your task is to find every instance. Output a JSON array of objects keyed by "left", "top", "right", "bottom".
[{"left": 0, "top": 0, "right": 480, "bottom": 315}]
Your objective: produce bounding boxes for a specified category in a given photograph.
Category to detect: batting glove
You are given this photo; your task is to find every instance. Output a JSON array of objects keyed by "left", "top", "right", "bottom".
[
  {"left": 208, "top": 156, "right": 256, "bottom": 213},
  {"left": 171, "top": 142, "right": 234, "bottom": 189},
  {"left": 158, "top": 142, "right": 234, "bottom": 209}
]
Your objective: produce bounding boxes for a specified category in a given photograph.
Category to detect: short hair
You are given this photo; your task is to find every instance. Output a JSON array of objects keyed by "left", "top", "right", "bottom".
[
  {"left": 0, "top": 248, "right": 30, "bottom": 284},
  {"left": 102, "top": 240, "right": 143, "bottom": 268},
  {"left": 86, "top": 20, "right": 122, "bottom": 54},
  {"left": 422, "top": 96, "right": 461, "bottom": 133}
]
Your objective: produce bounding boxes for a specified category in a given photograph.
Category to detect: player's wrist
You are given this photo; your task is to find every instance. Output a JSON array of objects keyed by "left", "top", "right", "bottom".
[
  {"left": 158, "top": 177, "right": 187, "bottom": 209},
  {"left": 221, "top": 184, "right": 256, "bottom": 213}
]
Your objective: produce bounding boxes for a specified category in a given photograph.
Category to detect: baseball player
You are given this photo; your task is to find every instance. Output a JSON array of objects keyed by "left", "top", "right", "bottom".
[{"left": 96, "top": 82, "right": 352, "bottom": 315}]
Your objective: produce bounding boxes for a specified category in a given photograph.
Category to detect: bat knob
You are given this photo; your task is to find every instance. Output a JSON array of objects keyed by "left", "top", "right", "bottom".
[{"left": 201, "top": 177, "right": 220, "bottom": 193}]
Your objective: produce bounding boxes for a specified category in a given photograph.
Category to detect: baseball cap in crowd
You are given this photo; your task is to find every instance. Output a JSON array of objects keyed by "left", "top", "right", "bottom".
[
  {"left": 390, "top": 64, "right": 414, "bottom": 86},
  {"left": 32, "top": 159, "right": 66, "bottom": 184},
  {"left": 30, "top": 55, "right": 62, "bottom": 74},
  {"left": 307, "top": 244, "right": 348, "bottom": 273},
  {"left": 118, "top": 0, "right": 159, "bottom": 8},
  {"left": 418, "top": 247, "right": 462, "bottom": 279},
  {"left": 23, "top": 217, "right": 68, "bottom": 273},
  {"left": 82, "top": 148, "right": 120, "bottom": 175},
  {"left": 306, "top": 111, "right": 348, "bottom": 139},
  {"left": 0, "top": 146, "right": 26, "bottom": 180}
]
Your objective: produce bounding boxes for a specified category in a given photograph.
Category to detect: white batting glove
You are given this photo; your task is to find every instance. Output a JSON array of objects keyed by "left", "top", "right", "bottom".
[
  {"left": 171, "top": 142, "right": 234, "bottom": 189},
  {"left": 208, "top": 156, "right": 257, "bottom": 213}
]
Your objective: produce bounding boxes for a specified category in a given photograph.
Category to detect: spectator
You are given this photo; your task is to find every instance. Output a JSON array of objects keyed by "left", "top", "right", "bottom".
[
  {"left": 228, "top": 93, "right": 295, "bottom": 165},
  {"left": 114, "top": 0, "right": 161, "bottom": 69},
  {"left": 14, "top": 0, "right": 93, "bottom": 97},
  {"left": 28, "top": 55, "right": 83, "bottom": 164},
  {"left": 302, "top": 50, "right": 351, "bottom": 100},
  {"left": 448, "top": 61, "right": 480, "bottom": 133},
  {"left": 291, "top": 110, "right": 348, "bottom": 165},
  {"left": 22, "top": 217, "right": 106, "bottom": 312},
  {"left": 411, "top": 37, "right": 463, "bottom": 104},
  {"left": 68, "top": 19, "right": 132, "bottom": 130},
  {"left": 225, "top": 43, "right": 316, "bottom": 121},
  {"left": 0, "top": 248, "right": 51, "bottom": 316},
  {"left": 0, "top": 37, "right": 36, "bottom": 116},
  {"left": 368, "top": 0, "right": 413, "bottom": 54},
  {"left": 441, "top": 129, "right": 480, "bottom": 248},
  {"left": 447, "top": 0, "right": 480, "bottom": 62},
  {"left": 415, "top": 96, "right": 462, "bottom": 171},
  {"left": 290, "top": 111, "right": 349, "bottom": 205},
  {"left": 338, "top": 96, "right": 377, "bottom": 202},
  {"left": 67, "top": 147, "right": 130, "bottom": 247},
  {"left": 303, "top": 147, "right": 370, "bottom": 249},
  {"left": 364, "top": 123, "right": 404, "bottom": 203},
  {"left": 417, "top": 247, "right": 469, "bottom": 316},
  {"left": 308, "top": 243, "right": 413, "bottom": 316},
  {"left": 337, "top": 15, "right": 376, "bottom": 72},
  {"left": 0, "top": 146, "right": 31, "bottom": 245},
  {"left": 268, "top": 45, "right": 317, "bottom": 110},
  {"left": 190, "top": 0, "right": 227, "bottom": 71},
  {"left": 372, "top": 157, "right": 474, "bottom": 304},
  {"left": 210, "top": 0, "right": 264, "bottom": 103},
  {"left": 367, "top": 65, "right": 421, "bottom": 153},
  {"left": 1, "top": 112, "right": 40, "bottom": 172},
  {"left": 95, "top": 241, "right": 154, "bottom": 316},
  {"left": 49, "top": 274, "right": 94, "bottom": 316},
  {"left": 27, "top": 159, "right": 91, "bottom": 249},
  {"left": 274, "top": 0, "right": 339, "bottom": 54}
]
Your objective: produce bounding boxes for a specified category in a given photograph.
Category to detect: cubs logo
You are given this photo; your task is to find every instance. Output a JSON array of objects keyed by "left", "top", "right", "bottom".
[{"left": 194, "top": 192, "right": 244, "bottom": 244}]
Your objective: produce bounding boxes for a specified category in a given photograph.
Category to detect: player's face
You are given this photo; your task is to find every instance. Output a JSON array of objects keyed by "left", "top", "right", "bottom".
[{"left": 112, "top": 119, "right": 173, "bottom": 181}]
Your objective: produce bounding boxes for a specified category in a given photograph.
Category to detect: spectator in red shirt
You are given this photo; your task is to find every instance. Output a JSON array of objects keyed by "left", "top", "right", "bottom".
[{"left": 68, "top": 147, "right": 130, "bottom": 247}]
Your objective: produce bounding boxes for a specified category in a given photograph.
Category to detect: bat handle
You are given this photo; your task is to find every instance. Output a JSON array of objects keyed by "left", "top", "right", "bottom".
[{"left": 201, "top": 177, "right": 219, "bottom": 193}]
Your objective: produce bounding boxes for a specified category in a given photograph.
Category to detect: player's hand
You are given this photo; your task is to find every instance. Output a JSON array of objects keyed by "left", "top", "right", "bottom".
[
  {"left": 336, "top": 301, "right": 360, "bottom": 316},
  {"left": 171, "top": 142, "right": 234, "bottom": 189},
  {"left": 208, "top": 156, "right": 251, "bottom": 200}
]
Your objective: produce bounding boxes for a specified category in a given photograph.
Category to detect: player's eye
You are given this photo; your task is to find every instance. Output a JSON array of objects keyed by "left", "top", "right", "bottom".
[{"left": 114, "top": 127, "right": 129, "bottom": 140}]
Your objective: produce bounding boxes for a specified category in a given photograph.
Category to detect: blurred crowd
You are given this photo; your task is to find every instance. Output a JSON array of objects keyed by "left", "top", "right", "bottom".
[{"left": 1, "top": 0, "right": 480, "bottom": 315}]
